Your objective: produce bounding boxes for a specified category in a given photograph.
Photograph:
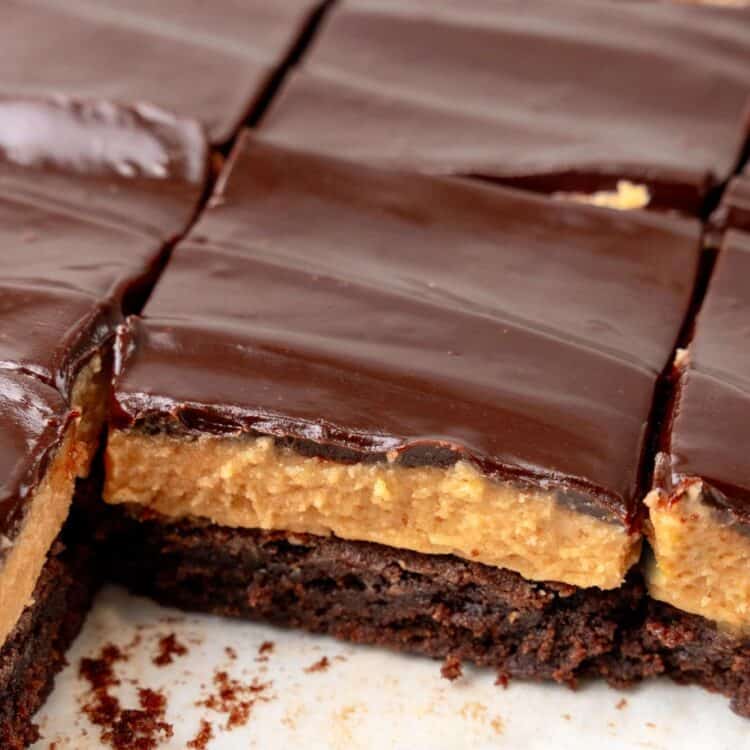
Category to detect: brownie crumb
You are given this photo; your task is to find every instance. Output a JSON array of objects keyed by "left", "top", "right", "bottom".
[
  {"left": 79, "top": 643, "right": 173, "bottom": 749},
  {"left": 199, "top": 669, "right": 273, "bottom": 729},
  {"left": 187, "top": 719, "right": 214, "bottom": 749},
  {"left": 495, "top": 672, "right": 509, "bottom": 688},
  {"left": 153, "top": 633, "right": 188, "bottom": 666},
  {"left": 304, "top": 656, "right": 330, "bottom": 674},
  {"left": 441, "top": 654, "right": 463, "bottom": 681},
  {"left": 225, "top": 646, "right": 238, "bottom": 661},
  {"left": 256, "top": 641, "right": 275, "bottom": 662},
  {"left": 80, "top": 644, "right": 126, "bottom": 690},
  {"left": 616, "top": 698, "right": 628, "bottom": 710}
]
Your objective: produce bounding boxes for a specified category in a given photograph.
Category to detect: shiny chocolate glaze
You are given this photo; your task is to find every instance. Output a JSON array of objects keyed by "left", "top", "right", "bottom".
[
  {"left": 0, "top": 96, "right": 208, "bottom": 546},
  {"left": 112, "top": 135, "right": 703, "bottom": 527},
  {"left": 261, "top": 0, "right": 750, "bottom": 214},
  {"left": 0, "top": 371, "right": 74, "bottom": 559},
  {"left": 713, "top": 171, "right": 750, "bottom": 233},
  {"left": 657, "top": 230, "right": 750, "bottom": 522},
  {"left": 0, "top": 96, "right": 207, "bottom": 397},
  {"left": 1, "top": 0, "right": 323, "bottom": 144}
]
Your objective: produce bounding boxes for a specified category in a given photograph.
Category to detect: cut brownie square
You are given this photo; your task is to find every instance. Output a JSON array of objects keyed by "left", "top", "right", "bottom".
[
  {"left": 106, "top": 136, "right": 699, "bottom": 607},
  {"left": 260, "top": 0, "right": 750, "bottom": 214},
  {"left": 0, "top": 97, "right": 208, "bottom": 746},
  {"left": 646, "top": 230, "right": 750, "bottom": 630}
]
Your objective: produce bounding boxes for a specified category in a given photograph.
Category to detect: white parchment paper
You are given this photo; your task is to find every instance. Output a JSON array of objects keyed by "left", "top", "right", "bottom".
[{"left": 32, "top": 586, "right": 750, "bottom": 749}]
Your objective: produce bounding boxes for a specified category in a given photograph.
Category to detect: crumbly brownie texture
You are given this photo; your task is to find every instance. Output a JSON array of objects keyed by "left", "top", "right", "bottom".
[
  {"left": 97, "top": 509, "right": 750, "bottom": 715},
  {"left": 0, "top": 534, "right": 97, "bottom": 750},
  {"left": 99, "top": 509, "right": 645, "bottom": 684}
]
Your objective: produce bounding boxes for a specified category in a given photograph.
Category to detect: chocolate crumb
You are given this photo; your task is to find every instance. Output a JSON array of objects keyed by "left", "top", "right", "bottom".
[
  {"left": 198, "top": 669, "right": 273, "bottom": 729},
  {"left": 495, "top": 672, "right": 509, "bottom": 688},
  {"left": 305, "top": 656, "right": 330, "bottom": 674},
  {"left": 616, "top": 698, "right": 628, "bottom": 710},
  {"left": 225, "top": 646, "right": 238, "bottom": 661},
  {"left": 441, "top": 654, "right": 463, "bottom": 681},
  {"left": 153, "top": 633, "right": 188, "bottom": 666},
  {"left": 256, "top": 641, "right": 275, "bottom": 662},
  {"left": 187, "top": 719, "right": 214, "bottom": 749},
  {"left": 78, "top": 643, "right": 173, "bottom": 749},
  {"left": 80, "top": 644, "right": 125, "bottom": 690}
]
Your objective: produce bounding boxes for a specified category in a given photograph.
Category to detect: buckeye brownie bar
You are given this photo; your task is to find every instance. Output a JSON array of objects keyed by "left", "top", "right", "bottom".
[
  {"left": 0, "top": 97, "right": 207, "bottom": 746},
  {"left": 646, "top": 230, "right": 750, "bottom": 630},
  {"left": 260, "top": 0, "right": 750, "bottom": 214},
  {"left": 0, "top": 372, "right": 98, "bottom": 750},
  {"left": 104, "top": 135, "right": 701, "bottom": 683}
]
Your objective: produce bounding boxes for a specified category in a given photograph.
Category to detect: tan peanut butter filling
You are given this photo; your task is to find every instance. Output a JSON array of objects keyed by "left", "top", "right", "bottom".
[
  {"left": 0, "top": 355, "right": 108, "bottom": 646},
  {"left": 556, "top": 181, "right": 651, "bottom": 211},
  {"left": 104, "top": 431, "right": 640, "bottom": 590},
  {"left": 646, "top": 483, "right": 750, "bottom": 631},
  {"left": 70, "top": 353, "right": 108, "bottom": 477},
  {"left": 0, "top": 429, "right": 79, "bottom": 646}
]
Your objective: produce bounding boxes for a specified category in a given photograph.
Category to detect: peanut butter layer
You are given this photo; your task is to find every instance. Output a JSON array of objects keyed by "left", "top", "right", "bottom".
[
  {"left": 104, "top": 431, "right": 641, "bottom": 590},
  {"left": 646, "top": 483, "right": 750, "bottom": 631},
  {"left": 0, "top": 427, "right": 78, "bottom": 646},
  {"left": 0, "top": 358, "right": 107, "bottom": 646},
  {"left": 556, "top": 181, "right": 651, "bottom": 211},
  {"left": 70, "top": 354, "right": 107, "bottom": 478},
  {"left": 647, "top": 233, "right": 750, "bottom": 629}
]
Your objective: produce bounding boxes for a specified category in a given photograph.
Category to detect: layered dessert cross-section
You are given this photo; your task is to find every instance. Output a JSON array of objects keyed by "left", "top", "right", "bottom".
[
  {"left": 0, "top": 372, "right": 97, "bottom": 750},
  {"left": 646, "top": 230, "right": 750, "bottom": 631},
  {"left": 637, "top": 229, "right": 750, "bottom": 715},
  {"left": 0, "top": 96, "right": 208, "bottom": 748},
  {"left": 104, "top": 135, "right": 702, "bottom": 686},
  {"left": 260, "top": 0, "right": 750, "bottom": 214}
]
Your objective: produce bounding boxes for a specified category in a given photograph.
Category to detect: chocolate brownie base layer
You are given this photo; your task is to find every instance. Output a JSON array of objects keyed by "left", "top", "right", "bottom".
[
  {"left": 99, "top": 511, "right": 750, "bottom": 715},
  {"left": 0, "top": 533, "right": 97, "bottom": 750}
]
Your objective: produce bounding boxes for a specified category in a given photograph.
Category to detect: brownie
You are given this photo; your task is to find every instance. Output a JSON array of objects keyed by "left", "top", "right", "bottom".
[
  {"left": 98, "top": 508, "right": 750, "bottom": 716},
  {"left": 99, "top": 508, "right": 645, "bottom": 686},
  {"left": 0, "top": 532, "right": 97, "bottom": 750},
  {"left": 261, "top": 0, "right": 750, "bottom": 214},
  {"left": 656, "top": 230, "right": 750, "bottom": 522},
  {"left": 110, "top": 134, "right": 702, "bottom": 529}
]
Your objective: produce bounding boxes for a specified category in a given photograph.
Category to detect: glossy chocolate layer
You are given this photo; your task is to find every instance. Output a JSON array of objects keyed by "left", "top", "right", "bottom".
[
  {"left": 261, "top": 0, "right": 750, "bottom": 214},
  {"left": 113, "top": 135, "right": 702, "bottom": 526},
  {"left": 0, "top": 96, "right": 207, "bottom": 397},
  {"left": 0, "top": 96, "right": 207, "bottom": 549},
  {"left": 0, "top": 371, "right": 73, "bottom": 556},
  {"left": 657, "top": 230, "right": 750, "bottom": 521},
  {"left": 714, "top": 169, "right": 750, "bottom": 232},
  {"left": 1, "top": 0, "right": 323, "bottom": 144}
]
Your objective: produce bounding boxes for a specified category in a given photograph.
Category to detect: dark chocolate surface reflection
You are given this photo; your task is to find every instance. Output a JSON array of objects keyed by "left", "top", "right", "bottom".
[{"left": 114, "top": 136, "right": 703, "bottom": 526}]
